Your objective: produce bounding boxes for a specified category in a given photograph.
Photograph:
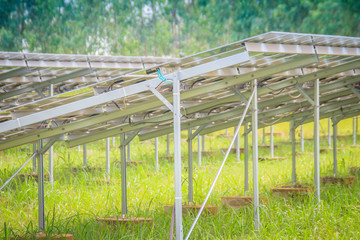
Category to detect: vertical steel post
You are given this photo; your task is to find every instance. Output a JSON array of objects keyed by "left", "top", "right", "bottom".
[
  {"left": 112, "top": 137, "right": 116, "bottom": 147},
  {"left": 33, "top": 143, "right": 37, "bottom": 173},
  {"left": 353, "top": 117, "right": 356, "bottom": 145},
  {"left": 50, "top": 84, "right": 54, "bottom": 97},
  {"left": 167, "top": 134, "right": 170, "bottom": 156},
  {"left": 173, "top": 73, "right": 183, "bottom": 240},
  {"left": 106, "top": 138, "right": 110, "bottom": 178},
  {"left": 127, "top": 143, "right": 130, "bottom": 161},
  {"left": 188, "top": 128, "right": 193, "bottom": 203},
  {"left": 226, "top": 128, "right": 229, "bottom": 136},
  {"left": 83, "top": 144, "right": 87, "bottom": 167},
  {"left": 314, "top": 78, "right": 321, "bottom": 203},
  {"left": 252, "top": 79, "right": 260, "bottom": 230},
  {"left": 328, "top": 118, "right": 331, "bottom": 149},
  {"left": 332, "top": 117, "right": 337, "bottom": 176},
  {"left": 244, "top": 121, "right": 249, "bottom": 196},
  {"left": 235, "top": 127, "right": 240, "bottom": 161},
  {"left": 37, "top": 140, "right": 45, "bottom": 232},
  {"left": 291, "top": 121, "right": 296, "bottom": 185},
  {"left": 197, "top": 135, "right": 201, "bottom": 166},
  {"left": 120, "top": 133, "right": 127, "bottom": 217},
  {"left": 78, "top": 145, "right": 80, "bottom": 151},
  {"left": 262, "top": 127, "right": 265, "bottom": 145},
  {"left": 202, "top": 135, "right": 205, "bottom": 152},
  {"left": 300, "top": 125, "right": 304, "bottom": 152},
  {"left": 270, "top": 125, "right": 274, "bottom": 158},
  {"left": 155, "top": 137, "right": 159, "bottom": 171},
  {"left": 49, "top": 145, "right": 54, "bottom": 185}
]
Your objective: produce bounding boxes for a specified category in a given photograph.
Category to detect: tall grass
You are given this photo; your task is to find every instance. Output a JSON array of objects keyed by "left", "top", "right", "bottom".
[{"left": 0, "top": 118, "right": 359, "bottom": 239}]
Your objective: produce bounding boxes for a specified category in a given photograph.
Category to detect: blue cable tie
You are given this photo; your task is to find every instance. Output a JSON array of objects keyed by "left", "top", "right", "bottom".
[{"left": 157, "top": 68, "right": 172, "bottom": 84}]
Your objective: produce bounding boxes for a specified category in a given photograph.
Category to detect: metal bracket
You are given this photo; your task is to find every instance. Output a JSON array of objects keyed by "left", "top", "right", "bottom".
[
  {"left": 348, "top": 84, "right": 360, "bottom": 100},
  {"left": 332, "top": 113, "right": 347, "bottom": 124},
  {"left": 120, "top": 129, "right": 142, "bottom": 146},
  {"left": 295, "top": 84, "right": 315, "bottom": 106},
  {"left": 331, "top": 115, "right": 340, "bottom": 125},
  {"left": 188, "top": 124, "right": 208, "bottom": 140},
  {"left": 244, "top": 125, "right": 252, "bottom": 134}
]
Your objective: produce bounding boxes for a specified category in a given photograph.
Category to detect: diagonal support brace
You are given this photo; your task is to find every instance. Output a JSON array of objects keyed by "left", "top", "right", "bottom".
[
  {"left": 38, "top": 135, "right": 61, "bottom": 155},
  {"left": 295, "top": 84, "right": 315, "bottom": 106},
  {"left": 294, "top": 116, "right": 308, "bottom": 129},
  {"left": 35, "top": 89, "right": 46, "bottom": 98},
  {"left": 348, "top": 84, "right": 360, "bottom": 100},
  {"left": 0, "top": 135, "right": 60, "bottom": 192},
  {"left": 148, "top": 86, "right": 176, "bottom": 113},
  {"left": 231, "top": 87, "right": 249, "bottom": 104},
  {"left": 120, "top": 129, "right": 142, "bottom": 146},
  {"left": 188, "top": 124, "right": 208, "bottom": 141}
]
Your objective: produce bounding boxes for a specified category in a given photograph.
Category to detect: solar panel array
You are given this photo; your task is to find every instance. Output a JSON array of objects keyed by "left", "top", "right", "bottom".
[{"left": 0, "top": 31, "right": 359, "bottom": 151}]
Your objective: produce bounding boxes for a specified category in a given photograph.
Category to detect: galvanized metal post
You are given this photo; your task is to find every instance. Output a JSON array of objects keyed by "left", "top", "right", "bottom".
[
  {"left": 328, "top": 118, "right": 331, "bottom": 149},
  {"left": 33, "top": 143, "right": 36, "bottom": 173},
  {"left": 270, "top": 125, "right": 274, "bottom": 158},
  {"left": 226, "top": 128, "right": 229, "bottom": 136},
  {"left": 252, "top": 79, "right": 260, "bottom": 230},
  {"left": 244, "top": 121, "right": 249, "bottom": 196},
  {"left": 314, "top": 78, "right": 321, "bottom": 203},
  {"left": 188, "top": 128, "right": 193, "bottom": 203},
  {"left": 49, "top": 145, "right": 54, "bottom": 185},
  {"left": 83, "top": 144, "right": 87, "bottom": 167},
  {"left": 262, "top": 127, "right": 265, "bottom": 145},
  {"left": 291, "top": 121, "right": 296, "bottom": 185},
  {"left": 202, "top": 134, "right": 205, "bottom": 152},
  {"left": 173, "top": 73, "right": 183, "bottom": 240},
  {"left": 106, "top": 138, "right": 110, "bottom": 178},
  {"left": 155, "top": 137, "right": 159, "bottom": 171},
  {"left": 167, "top": 134, "right": 170, "bottom": 156},
  {"left": 353, "top": 117, "right": 356, "bottom": 145},
  {"left": 127, "top": 143, "right": 130, "bottom": 161},
  {"left": 332, "top": 117, "right": 337, "bottom": 176},
  {"left": 300, "top": 125, "right": 304, "bottom": 152},
  {"left": 112, "top": 137, "right": 116, "bottom": 147},
  {"left": 50, "top": 84, "right": 54, "bottom": 97},
  {"left": 235, "top": 127, "right": 240, "bottom": 161},
  {"left": 197, "top": 135, "right": 202, "bottom": 166},
  {"left": 120, "top": 133, "right": 127, "bottom": 217},
  {"left": 37, "top": 139, "right": 45, "bottom": 232}
]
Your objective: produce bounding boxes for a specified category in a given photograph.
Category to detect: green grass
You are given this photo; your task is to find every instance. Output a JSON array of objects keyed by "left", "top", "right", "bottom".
[{"left": 0, "top": 118, "right": 360, "bottom": 239}]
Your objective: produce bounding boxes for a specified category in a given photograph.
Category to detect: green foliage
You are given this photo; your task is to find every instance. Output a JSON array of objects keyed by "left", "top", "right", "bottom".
[{"left": 0, "top": 0, "right": 358, "bottom": 56}]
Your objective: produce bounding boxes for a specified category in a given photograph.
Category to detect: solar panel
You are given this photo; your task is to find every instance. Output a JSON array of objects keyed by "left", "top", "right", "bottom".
[{"left": 0, "top": 31, "right": 359, "bottom": 151}]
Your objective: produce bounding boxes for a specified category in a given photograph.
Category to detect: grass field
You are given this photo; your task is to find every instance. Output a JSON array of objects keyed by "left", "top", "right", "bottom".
[{"left": 1, "top": 118, "right": 359, "bottom": 239}]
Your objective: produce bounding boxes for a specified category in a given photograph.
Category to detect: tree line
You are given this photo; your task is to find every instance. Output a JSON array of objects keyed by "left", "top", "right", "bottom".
[{"left": 1, "top": 0, "right": 359, "bottom": 57}]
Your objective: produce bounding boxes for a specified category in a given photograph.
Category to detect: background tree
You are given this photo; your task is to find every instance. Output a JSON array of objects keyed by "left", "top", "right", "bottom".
[{"left": 0, "top": 0, "right": 358, "bottom": 56}]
